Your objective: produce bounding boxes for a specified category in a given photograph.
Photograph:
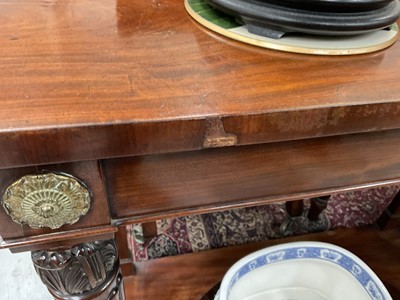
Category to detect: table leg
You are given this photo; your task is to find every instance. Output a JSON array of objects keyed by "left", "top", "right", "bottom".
[
  {"left": 31, "top": 239, "right": 125, "bottom": 300},
  {"left": 282, "top": 196, "right": 330, "bottom": 235},
  {"left": 281, "top": 200, "right": 304, "bottom": 235},
  {"left": 116, "top": 225, "right": 136, "bottom": 277},
  {"left": 307, "top": 196, "right": 330, "bottom": 221},
  {"left": 132, "top": 222, "right": 158, "bottom": 244},
  {"left": 285, "top": 200, "right": 304, "bottom": 218}
]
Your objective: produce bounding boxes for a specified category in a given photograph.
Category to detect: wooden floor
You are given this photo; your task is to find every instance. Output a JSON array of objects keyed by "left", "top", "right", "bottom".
[{"left": 124, "top": 227, "right": 400, "bottom": 300}]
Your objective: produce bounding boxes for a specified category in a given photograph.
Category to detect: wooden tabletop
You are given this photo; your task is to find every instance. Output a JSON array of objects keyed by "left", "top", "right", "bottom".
[{"left": 1, "top": 0, "right": 400, "bottom": 168}]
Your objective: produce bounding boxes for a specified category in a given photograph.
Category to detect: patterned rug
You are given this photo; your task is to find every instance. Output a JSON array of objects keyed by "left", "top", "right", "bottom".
[{"left": 127, "top": 186, "right": 399, "bottom": 262}]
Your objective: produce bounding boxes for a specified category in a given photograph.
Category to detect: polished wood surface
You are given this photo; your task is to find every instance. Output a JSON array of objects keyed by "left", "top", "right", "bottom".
[
  {"left": 105, "top": 129, "right": 400, "bottom": 223},
  {"left": 1, "top": 1, "right": 400, "bottom": 299},
  {"left": 125, "top": 227, "right": 400, "bottom": 299},
  {"left": 6, "top": 227, "right": 116, "bottom": 252},
  {"left": 1, "top": 0, "right": 400, "bottom": 168}
]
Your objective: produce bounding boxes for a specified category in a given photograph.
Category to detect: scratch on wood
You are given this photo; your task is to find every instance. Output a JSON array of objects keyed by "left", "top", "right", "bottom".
[{"left": 203, "top": 117, "right": 237, "bottom": 148}]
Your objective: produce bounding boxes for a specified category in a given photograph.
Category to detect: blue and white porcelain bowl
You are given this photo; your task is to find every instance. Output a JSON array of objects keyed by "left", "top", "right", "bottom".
[{"left": 215, "top": 241, "right": 392, "bottom": 300}]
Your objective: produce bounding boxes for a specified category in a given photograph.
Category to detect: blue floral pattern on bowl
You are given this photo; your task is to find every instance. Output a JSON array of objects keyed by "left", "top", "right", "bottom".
[{"left": 216, "top": 243, "right": 389, "bottom": 300}]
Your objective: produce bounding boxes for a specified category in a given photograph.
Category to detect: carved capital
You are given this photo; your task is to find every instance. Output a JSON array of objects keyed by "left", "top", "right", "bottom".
[{"left": 32, "top": 240, "right": 121, "bottom": 299}]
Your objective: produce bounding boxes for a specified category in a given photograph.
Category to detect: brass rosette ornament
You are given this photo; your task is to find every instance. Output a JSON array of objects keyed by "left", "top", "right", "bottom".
[{"left": 2, "top": 173, "right": 91, "bottom": 229}]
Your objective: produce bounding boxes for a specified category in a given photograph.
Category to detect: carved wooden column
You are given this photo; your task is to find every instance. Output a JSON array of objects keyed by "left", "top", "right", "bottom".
[{"left": 32, "top": 239, "right": 125, "bottom": 300}]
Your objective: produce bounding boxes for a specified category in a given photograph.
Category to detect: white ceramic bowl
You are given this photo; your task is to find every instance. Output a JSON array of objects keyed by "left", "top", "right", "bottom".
[{"left": 215, "top": 241, "right": 392, "bottom": 300}]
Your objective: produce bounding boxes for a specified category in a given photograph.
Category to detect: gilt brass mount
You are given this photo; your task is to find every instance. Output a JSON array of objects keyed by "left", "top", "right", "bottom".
[{"left": 2, "top": 173, "right": 91, "bottom": 229}]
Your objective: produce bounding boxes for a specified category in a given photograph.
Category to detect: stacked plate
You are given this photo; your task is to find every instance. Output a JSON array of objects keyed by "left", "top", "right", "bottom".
[
  {"left": 215, "top": 242, "right": 392, "bottom": 300},
  {"left": 206, "top": 0, "right": 400, "bottom": 38}
]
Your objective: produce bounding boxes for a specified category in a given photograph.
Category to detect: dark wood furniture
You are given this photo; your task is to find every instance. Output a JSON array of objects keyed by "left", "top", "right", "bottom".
[{"left": 0, "top": 0, "right": 400, "bottom": 299}]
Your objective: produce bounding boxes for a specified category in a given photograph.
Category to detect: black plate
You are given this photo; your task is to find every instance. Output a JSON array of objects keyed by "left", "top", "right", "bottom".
[
  {"left": 263, "top": 0, "right": 393, "bottom": 12},
  {"left": 207, "top": 0, "right": 400, "bottom": 38}
]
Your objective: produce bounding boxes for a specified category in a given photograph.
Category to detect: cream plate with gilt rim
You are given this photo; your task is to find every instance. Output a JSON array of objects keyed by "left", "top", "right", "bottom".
[{"left": 2, "top": 173, "right": 91, "bottom": 229}]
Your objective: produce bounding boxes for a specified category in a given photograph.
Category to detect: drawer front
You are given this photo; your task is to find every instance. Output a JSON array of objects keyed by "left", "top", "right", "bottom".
[
  {"left": 104, "top": 130, "right": 400, "bottom": 223},
  {"left": 0, "top": 161, "right": 113, "bottom": 248}
]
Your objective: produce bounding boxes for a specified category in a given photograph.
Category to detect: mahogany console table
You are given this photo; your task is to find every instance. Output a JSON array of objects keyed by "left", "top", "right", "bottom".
[{"left": 1, "top": 0, "right": 400, "bottom": 299}]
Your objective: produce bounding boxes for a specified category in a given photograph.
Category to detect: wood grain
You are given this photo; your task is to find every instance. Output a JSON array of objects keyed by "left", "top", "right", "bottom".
[
  {"left": 124, "top": 227, "right": 400, "bottom": 299},
  {"left": 0, "top": 161, "right": 111, "bottom": 242},
  {"left": 1, "top": 0, "right": 400, "bottom": 296},
  {"left": 104, "top": 129, "right": 400, "bottom": 223},
  {"left": 1, "top": 0, "right": 400, "bottom": 167},
  {"left": 5, "top": 226, "right": 116, "bottom": 252}
]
